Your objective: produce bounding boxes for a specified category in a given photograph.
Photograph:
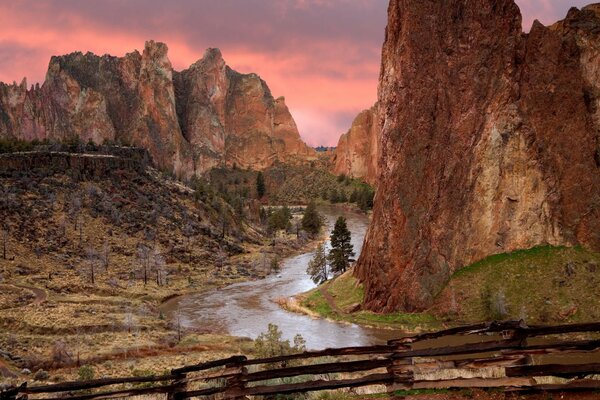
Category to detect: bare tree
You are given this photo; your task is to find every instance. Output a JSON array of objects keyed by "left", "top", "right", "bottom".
[
  {"left": 171, "top": 310, "right": 185, "bottom": 342},
  {"left": 123, "top": 310, "right": 138, "bottom": 334},
  {"left": 1, "top": 225, "right": 8, "bottom": 260},
  {"left": 215, "top": 247, "right": 227, "bottom": 272},
  {"left": 137, "top": 243, "right": 151, "bottom": 285},
  {"left": 85, "top": 246, "right": 97, "bottom": 285},
  {"left": 101, "top": 239, "right": 110, "bottom": 271},
  {"left": 153, "top": 248, "right": 166, "bottom": 286}
]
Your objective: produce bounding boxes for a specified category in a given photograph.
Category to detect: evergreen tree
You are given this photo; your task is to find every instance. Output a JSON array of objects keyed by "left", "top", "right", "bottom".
[
  {"left": 301, "top": 200, "right": 323, "bottom": 237},
  {"left": 256, "top": 171, "right": 266, "bottom": 199},
  {"left": 267, "top": 206, "right": 292, "bottom": 233},
  {"left": 307, "top": 243, "right": 328, "bottom": 284},
  {"left": 328, "top": 216, "right": 355, "bottom": 275}
]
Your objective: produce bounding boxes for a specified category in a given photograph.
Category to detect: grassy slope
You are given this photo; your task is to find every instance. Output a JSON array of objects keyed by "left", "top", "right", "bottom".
[
  {"left": 298, "top": 271, "right": 440, "bottom": 331},
  {"left": 297, "top": 246, "right": 600, "bottom": 330},
  {"left": 433, "top": 246, "right": 600, "bottom": 324}
]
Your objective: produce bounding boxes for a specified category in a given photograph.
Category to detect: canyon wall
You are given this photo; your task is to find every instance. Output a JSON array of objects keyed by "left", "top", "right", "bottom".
[
  {"left": 0, "top": 42, "right": 316, "bottom": 178},
  {"left": 331, "top": 104, "right": 379, "bottom": 185},
  {"left": 355, "top": 1, "right": 600, "bottom": 312}
]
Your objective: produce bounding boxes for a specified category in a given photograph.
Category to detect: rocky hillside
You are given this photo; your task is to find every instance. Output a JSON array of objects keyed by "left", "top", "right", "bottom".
[
  {"left": 356, "top": 1, "right": 600, "bottom": 312},
  {"left": 331, "top": 104, "right": 379, "bottom": 185},
  {"left": 0, "top": 42, "right": 316, "bottom": 179}
]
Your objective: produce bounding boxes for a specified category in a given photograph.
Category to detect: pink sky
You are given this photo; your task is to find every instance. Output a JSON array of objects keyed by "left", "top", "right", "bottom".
[{"left": 0, "top": 0, "right": 591, "bottom": 146}]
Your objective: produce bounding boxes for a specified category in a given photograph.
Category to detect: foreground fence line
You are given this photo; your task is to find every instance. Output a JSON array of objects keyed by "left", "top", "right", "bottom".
[{"left": 2, "top": 320, "right": 600, "bottom": 399}]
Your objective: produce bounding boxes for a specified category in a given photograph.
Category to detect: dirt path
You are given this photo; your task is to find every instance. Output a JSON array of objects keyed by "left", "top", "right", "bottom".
[
  {"left": 319, "top": 284, "right": 346, "bottom": 315},
  {"left": 15, "top": 284, "right": 47, "bottom": 305}
]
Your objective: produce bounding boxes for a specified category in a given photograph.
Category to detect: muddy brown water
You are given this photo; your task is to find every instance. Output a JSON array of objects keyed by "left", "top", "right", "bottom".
[{"left": 162, "top": 205, "right": 404, "bottom": 349}]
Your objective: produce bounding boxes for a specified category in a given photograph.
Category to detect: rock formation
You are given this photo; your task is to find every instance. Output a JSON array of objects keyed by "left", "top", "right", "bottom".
[
  {"left": 331, "top": 104, "right": 379, "bottom": 185},
  {"left": 0, "top": 42, "right": 316, "bottom": 178},
  {"left": 355, "top": 1, "right": 600, "bottom": 312}
]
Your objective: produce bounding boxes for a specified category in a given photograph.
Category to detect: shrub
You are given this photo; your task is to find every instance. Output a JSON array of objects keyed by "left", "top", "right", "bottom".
[{"left": 78, "top": 365, "right": 95, "bottom": 381}]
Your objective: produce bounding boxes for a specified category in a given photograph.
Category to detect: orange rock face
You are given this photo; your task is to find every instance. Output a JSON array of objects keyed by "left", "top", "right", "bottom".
[
  {"left": 331, "top": 105, "right": 379, "bottom": 185},
  {"left": 355, "top": 2, "right": 600, "bottom": 312},
  {"left": 0, "top": 42, "right": 315, "bottom": 177}
]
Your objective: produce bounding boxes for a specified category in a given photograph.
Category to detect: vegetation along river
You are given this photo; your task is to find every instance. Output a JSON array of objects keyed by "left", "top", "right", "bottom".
[{"left": 164, "top": 205, "right": 403, "bottom": 349}]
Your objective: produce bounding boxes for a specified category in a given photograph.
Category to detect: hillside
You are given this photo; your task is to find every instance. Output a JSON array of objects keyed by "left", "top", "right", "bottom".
[{"left": 0, "top": 148, "right": 317, "bottom": 380}]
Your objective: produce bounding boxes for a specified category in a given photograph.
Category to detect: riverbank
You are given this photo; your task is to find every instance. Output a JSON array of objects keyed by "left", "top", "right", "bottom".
[
  {"left": 290, "top": 246, "right": 600, "bottom": 331},
  {"left": 282, "top": 269, "right": 442, "bottom": 333}
]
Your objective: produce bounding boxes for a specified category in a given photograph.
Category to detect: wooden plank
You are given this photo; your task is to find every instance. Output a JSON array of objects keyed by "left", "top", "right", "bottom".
[
  {"left": 186, "top": 366, "right": 244, "bottom": 382},
  {"left": 239, "top": 373, "right": 394, "bottom": 396},
  {"left": 506, "top": 363, "right": 600, "bottom": 378},
  {"left": 32, "top": 384, "right": 178, "bottom": 400},
  {"left": 505, "top": 379, "right": 600, "bottom": 392},
  {"left": 525, "top": 322, "right": 600, "bottom": 337},
  {"left": 24, "top": 374, "right": 176, "bottom": 394},
  {"left": 412, "top": 377, "right": 535, "bottom": 390},
  {"left": 389, "top": 321, "right": 528, "bottom": 345},
  {"left": 242, "top": 358, "right": 390, "bottom": 383},
  {"left": 392, "top": 338, "right": 600, "bottom": 360},
  {"left": 391, "top": 321, "right": 600, "bottom": 345},
  {"left": 172, "top": 355, "right": 247, "bottom": 374},
  {"left": 243, "top": 344, "right": 395, "bottom": 366}
]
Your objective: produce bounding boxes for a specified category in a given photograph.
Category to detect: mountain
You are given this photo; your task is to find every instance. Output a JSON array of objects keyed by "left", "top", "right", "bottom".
[
  {"left": 355, "top": 1, "right": 600, "bottom": 312},
  {"left": 0, "top": 42, "right": 316, "bottom": 178},
  {"left": 331, "top": 104, "right": 379, "bottom": 185}
]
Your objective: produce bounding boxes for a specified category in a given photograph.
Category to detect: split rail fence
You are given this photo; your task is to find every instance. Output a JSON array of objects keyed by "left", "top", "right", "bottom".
[{"left": 2, "top": 320, "right": 600, "bottom": 399}]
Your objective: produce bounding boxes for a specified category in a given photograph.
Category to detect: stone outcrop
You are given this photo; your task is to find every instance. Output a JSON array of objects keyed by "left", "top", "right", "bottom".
[
  {"left": 0, "top": 42, "right": 316, "bottom": 178},
  {"left": 355, "top": 1, "right": 600, "bottom": 312},
  {"left": 331, "top": 104, "right": 379, "bottom": 185}
]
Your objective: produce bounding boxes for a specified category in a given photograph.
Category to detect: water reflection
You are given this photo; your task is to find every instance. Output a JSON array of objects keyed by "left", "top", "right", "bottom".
[{"left": 165, "top": 205, "right": 403, "bottom": 349}]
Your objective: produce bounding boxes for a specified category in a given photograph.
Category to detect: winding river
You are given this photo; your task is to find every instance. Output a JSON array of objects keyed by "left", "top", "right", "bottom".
[{"left": 164, "top": 205, "right": 403, "bottom": 349}]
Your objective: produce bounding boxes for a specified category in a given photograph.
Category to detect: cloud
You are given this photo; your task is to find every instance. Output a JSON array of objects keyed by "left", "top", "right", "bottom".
[{"left": 0, "top": 1, "right": 592, "bottom": 146}]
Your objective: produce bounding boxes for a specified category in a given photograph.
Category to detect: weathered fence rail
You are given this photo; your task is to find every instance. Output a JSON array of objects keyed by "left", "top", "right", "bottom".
[{"left": 2, "top": 320, "right": 599, "bottom": 399}]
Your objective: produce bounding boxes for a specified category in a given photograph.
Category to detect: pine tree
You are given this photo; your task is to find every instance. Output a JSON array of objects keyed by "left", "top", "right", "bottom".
[
  {"left": 256, "top": 171, "right": 266, "bottom": 199},
  {"left": 307, "top": 243, "right": 328, "bottom": 284},
  {"left": 328, "top": 216, "right": 355, "bottom": 275},
  {"left": 301, "top": 200, "right": 323, "bottom": 237}
]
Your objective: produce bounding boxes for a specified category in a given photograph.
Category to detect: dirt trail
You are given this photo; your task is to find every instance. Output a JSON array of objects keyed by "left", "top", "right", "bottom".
[
  {"left": 15, "top": 284, "right": 47, "bottom": 305},
  {"left": 319, "top": 284, "right": 346, "bottom": 315}
]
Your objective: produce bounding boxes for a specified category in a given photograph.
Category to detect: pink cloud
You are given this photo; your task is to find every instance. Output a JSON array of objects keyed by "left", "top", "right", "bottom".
[{"left": 0, "top": 1, "right": 593, "bottom": 146}]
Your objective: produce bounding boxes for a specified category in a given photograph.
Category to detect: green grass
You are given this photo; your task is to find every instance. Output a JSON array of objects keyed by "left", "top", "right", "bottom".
[
  {"left": 299, "top": 246, "right": 600, "bottom": 329},
  {"left": 436, "top": 245, "right": 600, "bottom": 324},
  {"left": 300, "top": 271, "right": 440, "bottom": 331}
]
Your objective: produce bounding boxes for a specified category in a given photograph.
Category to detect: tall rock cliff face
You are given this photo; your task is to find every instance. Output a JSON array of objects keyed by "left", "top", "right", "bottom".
[
  {"left": 0, "top": 42, "right": 316, "bottom": 177},
  {"left": 355, "top": 1, "right": 600, "bottom": 312},
  {"left": 331, "top": 104, "right": 379, "bottom": 185}
]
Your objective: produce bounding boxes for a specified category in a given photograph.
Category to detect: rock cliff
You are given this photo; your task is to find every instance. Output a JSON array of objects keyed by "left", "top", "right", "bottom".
[
  {"left": 331, "top": 104, "right": 379, "bottom": 185},
  {"left": 355, "top": 1, "right": 600, "bottom": 312},
  {"left": 0, "top": 42, "right": 316, "bottom": 178}
]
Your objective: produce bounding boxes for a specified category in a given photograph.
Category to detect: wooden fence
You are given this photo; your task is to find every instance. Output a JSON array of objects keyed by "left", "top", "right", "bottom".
[{"left": 2, "top": 320, "right": 600, "bottom": 399}]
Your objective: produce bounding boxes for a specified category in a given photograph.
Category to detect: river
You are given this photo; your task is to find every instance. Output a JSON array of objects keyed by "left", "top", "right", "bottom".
[{"left": 163, "top": 205, "right": 403, "bottom": 349}]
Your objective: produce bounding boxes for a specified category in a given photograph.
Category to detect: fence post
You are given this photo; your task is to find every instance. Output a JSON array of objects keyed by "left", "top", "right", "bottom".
[
  {"left": 386, "top": 343, "right": 413, "bottom": 395},
  {"left": 168, "top": 373, "right": 187, "bottom": 400},
  {"left": 223, "top": 356, "right": 248, "bottom": 400},
  {"left": 0, "top": 386, "right": 17, "bottom": 400},
  {"left": 0, "top": 383, "right": 26, "bottom": 400}
]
